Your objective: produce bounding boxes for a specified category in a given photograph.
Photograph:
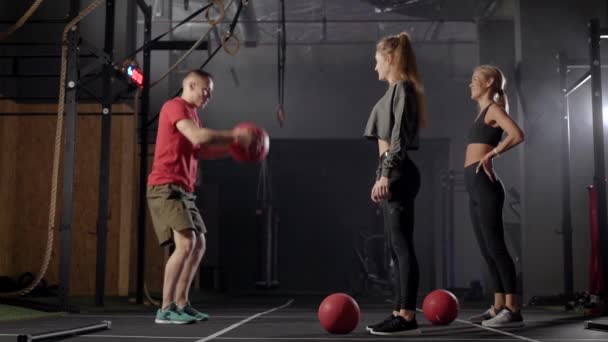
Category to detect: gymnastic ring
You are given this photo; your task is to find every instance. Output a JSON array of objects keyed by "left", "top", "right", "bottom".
[
  {"left": 205, "top": 0, "right": 225, "bottom": 26},
  {"left": 222, "top": 31, "right": 241, "bottom": 56}
]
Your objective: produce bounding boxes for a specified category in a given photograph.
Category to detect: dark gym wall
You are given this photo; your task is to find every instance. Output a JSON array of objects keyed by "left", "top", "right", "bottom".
[
  {"left": 179, "top": 42, "right": 476, "bottom": 293},
  {"left": 138, "top": 7, "right": 478, "bottom": 294},
  {"left": 0, "top": 0, "right": 136, "bottom": 100},
  {"left": 516, "top": 0, "right": 607, "bottom": 301},
  {"left": 3, "top": 0, "right": 608, "bottom": 300},
  {"left": 199, "top": 138, "right": 450, "bottom": 294}
]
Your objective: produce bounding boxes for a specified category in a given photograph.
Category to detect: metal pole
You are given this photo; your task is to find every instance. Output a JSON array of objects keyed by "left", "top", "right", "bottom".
[
  {"left": 17, "top": 321, "right": 111, "bottom": 342},
  {"left": 565, "top": 71, "right": 591, "bottom": 97},
  {"left": 589, "top": 18, "right": 608, "bottom": 304},
  {"left": 95, "top": 0, "right": 115, "bottom": 307},
  {"left": 58, "top": 0, "right": 81, "bottom": 311},
  {"left": 447, "top": 170, "right": 455, "bottom": 289},
  {"left": 440, "top": 172, "right": 447, "bottom": 288},
  {"left": 136, "top": 0, "right": 152, "bottom": 305},
  {"left": 557, "top": 51, "right": 574, "bottom": 299}
]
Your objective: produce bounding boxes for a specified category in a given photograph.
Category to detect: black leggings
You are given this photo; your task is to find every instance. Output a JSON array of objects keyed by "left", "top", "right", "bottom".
[
  {"left": 381, "top": 157, "right": 420, "bottom": 311},
  {"left": 464, "top": 162, "right": 517, "bottom": 294}
]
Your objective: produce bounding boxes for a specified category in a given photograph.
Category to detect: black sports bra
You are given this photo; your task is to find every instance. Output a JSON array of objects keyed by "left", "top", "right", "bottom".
[{"left": 467, "top": 103, "right": 503, "bottom": 147}]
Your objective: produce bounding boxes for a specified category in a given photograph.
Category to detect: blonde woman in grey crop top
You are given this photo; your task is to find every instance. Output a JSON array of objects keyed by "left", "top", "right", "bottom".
[{"left": 363, "top": 32, "right": 427, "bottom": 336}]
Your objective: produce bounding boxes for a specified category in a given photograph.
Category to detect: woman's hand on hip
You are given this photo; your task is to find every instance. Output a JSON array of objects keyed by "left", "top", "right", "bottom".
[{"left": 475, "top": 153, "right": 496, "bottom": 182}]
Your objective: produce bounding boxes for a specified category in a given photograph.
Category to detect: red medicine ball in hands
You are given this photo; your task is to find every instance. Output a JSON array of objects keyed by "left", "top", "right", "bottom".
[{"left": 230, "top": 122, "right": 270, "bottom": 163}]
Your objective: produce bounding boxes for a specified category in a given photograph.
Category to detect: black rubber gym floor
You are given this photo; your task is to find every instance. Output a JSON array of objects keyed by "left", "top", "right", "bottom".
[{"left": 0, "top": 296, "right": 606, "bottom": 342}]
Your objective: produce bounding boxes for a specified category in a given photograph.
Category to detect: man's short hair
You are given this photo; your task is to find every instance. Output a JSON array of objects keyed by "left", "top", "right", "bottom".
[{"left": 184, "top": 69, "right": 213, "bottom": 81}]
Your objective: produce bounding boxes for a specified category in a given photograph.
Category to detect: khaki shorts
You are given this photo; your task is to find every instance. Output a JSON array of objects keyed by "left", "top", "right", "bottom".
[{"left": 147, "top": 184, "right": 207, "bottom": 247}]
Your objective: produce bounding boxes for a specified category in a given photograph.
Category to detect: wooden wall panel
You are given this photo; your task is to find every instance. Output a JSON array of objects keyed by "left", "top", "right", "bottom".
[
  {"left": 11, "top": 117, "right": 60, "bottom": 291},
  {"left": 0, "top": 99, "right": 140, "bottom": 296},
  {"left": 128, "top": 145, "right": 166, "bottom": 296},
  {"left": 118, "top": 116, "right": 136, "bottom": 296},
  {"left": 0, "top": 116, "right": 18, "bottom": 277}
]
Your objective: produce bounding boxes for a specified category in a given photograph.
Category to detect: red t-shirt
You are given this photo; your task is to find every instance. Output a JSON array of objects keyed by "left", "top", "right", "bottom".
[{"left": 147, "top": 97, "right": 201, "bottom": 192}]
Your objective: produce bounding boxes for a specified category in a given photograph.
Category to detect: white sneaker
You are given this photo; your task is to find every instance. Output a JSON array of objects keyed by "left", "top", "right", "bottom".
[
  {"left": 469, "top": 305, "right": 498, "bottom": 324},
  {"left": 481, "top": 308, "right": 524, "bottom": 328}
]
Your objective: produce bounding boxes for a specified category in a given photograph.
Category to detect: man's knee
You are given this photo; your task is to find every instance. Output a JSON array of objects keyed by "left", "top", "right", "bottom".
[
  {"left": 173, "top": 229, "right": 197, "bottom": 255},
  {"left": 194, "top": 233, "right": 206, "bottom": 255}
]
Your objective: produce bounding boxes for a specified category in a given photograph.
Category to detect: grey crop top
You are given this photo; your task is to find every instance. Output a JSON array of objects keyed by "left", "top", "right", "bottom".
[{"left": 363, "top": 80, "right": 419, "bottom": 179}]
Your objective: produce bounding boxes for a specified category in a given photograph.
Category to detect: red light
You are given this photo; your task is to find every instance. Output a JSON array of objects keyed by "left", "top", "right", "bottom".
[
  {"left": 131, "top": 68, "right": 143, "bottom": 87},
  {"left": 125, "top": 64, "right": 143, "bottom": 87}
]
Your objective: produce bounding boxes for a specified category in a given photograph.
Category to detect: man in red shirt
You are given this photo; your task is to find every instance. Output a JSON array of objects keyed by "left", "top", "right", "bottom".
[{"left": 147, "top": 69, "right": 252, "bottom": 324}]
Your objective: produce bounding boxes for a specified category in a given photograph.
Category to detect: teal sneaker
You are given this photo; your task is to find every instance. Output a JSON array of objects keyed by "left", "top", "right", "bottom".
[
  {"left": 155, "top": 302, "right": 196, "bottom": 324},
  {"left": 181, "top": 301, "right": 209, "bottom": 321}
]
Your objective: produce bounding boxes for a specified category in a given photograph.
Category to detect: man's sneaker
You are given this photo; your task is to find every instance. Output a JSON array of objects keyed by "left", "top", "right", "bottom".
[
  {"left": 181, "top": 301, "right": 209, "bottom": 321},
  {"left": 469, "top": 305, "right": 499, "bottom": 324},
  {"left": 365, "top": 314, "right": 395, "bottom": 332},
  {"left": 154, "top": 302, "right": 196, "bottom": 324},
  {"left": 369, "top": 316, "right": 421, "bottom": 336},
  {"left": 481, "top": 308, "right": 524, "bottom": 328}
]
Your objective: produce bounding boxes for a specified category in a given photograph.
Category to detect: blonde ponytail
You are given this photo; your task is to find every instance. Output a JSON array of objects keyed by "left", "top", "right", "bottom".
[{"left": 476, "top": 65, "right": 509, "bottom": 113}]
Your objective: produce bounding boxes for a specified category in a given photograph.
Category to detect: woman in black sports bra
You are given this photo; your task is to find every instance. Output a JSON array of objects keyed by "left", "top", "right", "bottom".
[{"left": 465, "top": 65, "right": 524, "bottom": 328}]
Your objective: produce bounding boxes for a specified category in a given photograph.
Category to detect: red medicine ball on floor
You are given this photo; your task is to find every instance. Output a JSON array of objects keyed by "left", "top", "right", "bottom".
[
  {"left": 318, "top": 293, "right": 360, "bottom": 334},
  {"left": 422, "top": 289, "right": 460, "bottom": 325}
]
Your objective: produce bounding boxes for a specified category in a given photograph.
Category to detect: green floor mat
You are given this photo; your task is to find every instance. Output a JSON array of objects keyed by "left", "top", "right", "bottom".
[{"left": 0, "top": 304, "right": 63, "bottom": 321}]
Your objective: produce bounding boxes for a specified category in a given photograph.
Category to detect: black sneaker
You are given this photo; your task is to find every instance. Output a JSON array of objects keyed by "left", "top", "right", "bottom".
[
  {"left": 365, "top": 314, "right": 395, "bottom": 332},
  {"left": 369, "top": 316, "right": 421, "bottom": 336}
]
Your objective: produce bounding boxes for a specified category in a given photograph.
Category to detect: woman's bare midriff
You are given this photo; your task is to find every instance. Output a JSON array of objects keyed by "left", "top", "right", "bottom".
[{"left": 465, "top": 143, "right": 494, "bottom": 167}]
